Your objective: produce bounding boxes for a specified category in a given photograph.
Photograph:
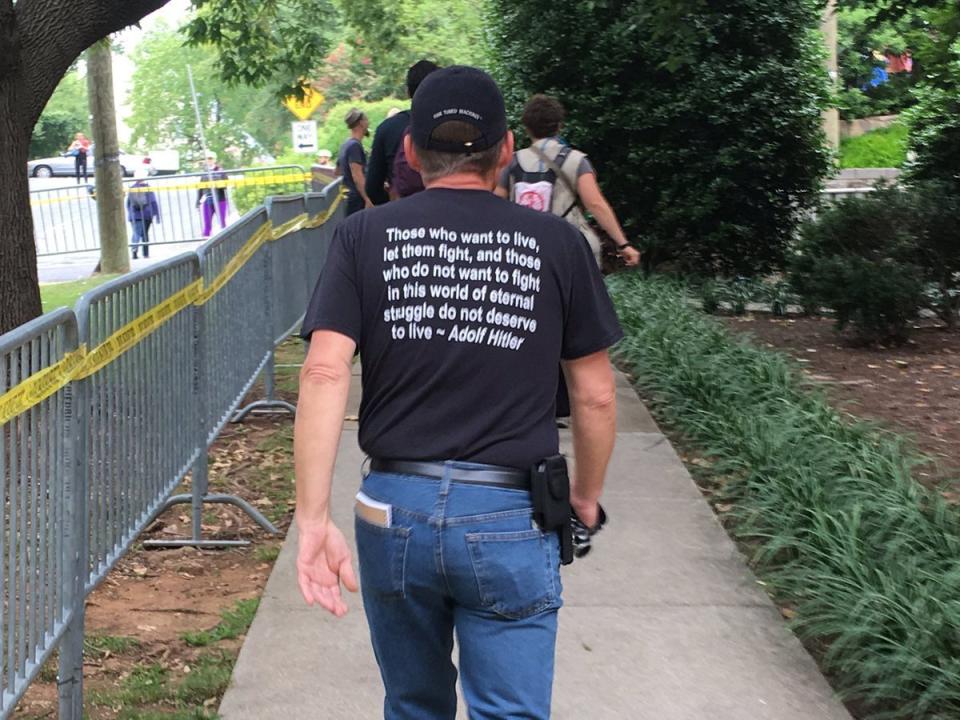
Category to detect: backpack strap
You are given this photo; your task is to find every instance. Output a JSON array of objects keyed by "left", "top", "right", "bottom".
[
  {"left": 528, "top": 144, "right": 579, "bottom": 217},
  {"left": 507, "top": 155, "right": 525, "bottom": 200}
]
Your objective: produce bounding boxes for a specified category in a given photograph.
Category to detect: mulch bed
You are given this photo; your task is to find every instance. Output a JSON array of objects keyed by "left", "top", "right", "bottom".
[{"left": 721, "top": 314, "right": 960, "bottom": 487}]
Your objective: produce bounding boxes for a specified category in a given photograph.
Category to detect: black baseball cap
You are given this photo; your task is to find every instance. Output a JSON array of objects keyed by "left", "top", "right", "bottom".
[{"left": 410, "top": 66, "right": 508, "bottom": 153}]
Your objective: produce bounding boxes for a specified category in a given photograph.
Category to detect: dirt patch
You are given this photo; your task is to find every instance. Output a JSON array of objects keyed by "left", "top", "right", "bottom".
[
  {"left": 14, "top": 355, "right": 301, "bottom": 719},
  {"left": 721, "top": 314, "right": 960, "bottom": 484}
]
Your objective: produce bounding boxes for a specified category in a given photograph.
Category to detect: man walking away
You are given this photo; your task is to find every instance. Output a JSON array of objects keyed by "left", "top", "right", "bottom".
[
  {"left": 295, "top": 65, "right": 621, "bottom": 719},
  {"left": 127, "top": 167, "right": 160, "bottom": 260},
  {"left": 338, "top": 109, "right": 373, "bottom": 216},
  {"left": 364, "top": 60, "right": 440, "bottom": 205}
]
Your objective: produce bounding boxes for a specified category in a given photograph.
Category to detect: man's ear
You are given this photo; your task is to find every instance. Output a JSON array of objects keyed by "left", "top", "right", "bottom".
[
  {"left": 404, "top": 134, "right": 422, "bottom": 173},
  {"left": 497, "top": 131, "right": 515, "bottom": 172}
]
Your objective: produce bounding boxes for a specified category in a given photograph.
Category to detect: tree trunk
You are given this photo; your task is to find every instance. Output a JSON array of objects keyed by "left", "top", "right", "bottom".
[
  {"left": 0, "top": 68, "right": 43, "bottom": 334},
  {"left": 86, "top": 40, "right": 129, "bottom": 275}
]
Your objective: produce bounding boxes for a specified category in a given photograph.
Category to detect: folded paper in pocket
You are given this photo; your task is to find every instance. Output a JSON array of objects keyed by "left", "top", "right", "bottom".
[{"left": 355, "top": 491, "right": 392, "bottom": 528}]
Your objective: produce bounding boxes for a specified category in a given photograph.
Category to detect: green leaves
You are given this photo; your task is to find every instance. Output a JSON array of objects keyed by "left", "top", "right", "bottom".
[
  {"left": 610, "top": 274, "right": 960, "bottom": 717},
  {"left": 183, "top": 0, "right": 339, "bottom": 95},
  {"left": 487, "top": 0, "right": 831, "bottom": 277}
]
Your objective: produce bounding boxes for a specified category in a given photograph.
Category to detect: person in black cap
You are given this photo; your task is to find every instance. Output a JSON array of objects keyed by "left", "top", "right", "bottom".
[
  {"left": 364, "top": 59, "right": 440, "bottom": 205},
  {"left": 295, "top": 65, "right": 621, "bottom": 719}
]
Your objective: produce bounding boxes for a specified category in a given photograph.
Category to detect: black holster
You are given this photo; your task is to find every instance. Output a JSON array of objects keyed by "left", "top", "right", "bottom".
[{"left": 530, "top": 455, "right": 574, "bottom": 565}]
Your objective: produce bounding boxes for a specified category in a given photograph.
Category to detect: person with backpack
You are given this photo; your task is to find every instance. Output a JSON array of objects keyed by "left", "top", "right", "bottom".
[
  {"left": 127, "top": 167, "right": 160, "bottom": 260},
  {"left": 364, "top": 60, "right": 440, "bottom": 205},
  {"left": 495, "top": 94, "right": 641, "bottom": 269}
]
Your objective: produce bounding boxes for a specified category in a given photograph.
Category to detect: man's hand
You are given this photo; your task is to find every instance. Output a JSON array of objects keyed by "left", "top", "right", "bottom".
[
  {"left": 619, "top": 245, "right": 641, "bottom": 267},
  {"left": 570, "top": 493, "right": 600, "bottom": 529},
  {"left": 296, "top": 520, "right": 359, "bottom": 617}
]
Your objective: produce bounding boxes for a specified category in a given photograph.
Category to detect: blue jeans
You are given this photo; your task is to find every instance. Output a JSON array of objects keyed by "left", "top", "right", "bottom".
[{"left": 356, "top": 465, "right": 563, "bottom": 720}]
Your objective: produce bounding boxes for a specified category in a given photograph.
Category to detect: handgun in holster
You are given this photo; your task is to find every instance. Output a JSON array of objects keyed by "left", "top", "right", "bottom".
[{"left": 531, "top": 455, "right": 574, "bottom": 565}]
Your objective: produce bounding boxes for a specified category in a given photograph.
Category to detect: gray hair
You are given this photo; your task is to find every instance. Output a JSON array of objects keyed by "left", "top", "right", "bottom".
[{"left": 415, "top": 121, "right": 504, "bottom": 183}]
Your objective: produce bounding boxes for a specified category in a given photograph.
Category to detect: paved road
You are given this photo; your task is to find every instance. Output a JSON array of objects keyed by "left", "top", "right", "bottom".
[{"left": 218, "top": 370, "right": 854, "bottom": 720}]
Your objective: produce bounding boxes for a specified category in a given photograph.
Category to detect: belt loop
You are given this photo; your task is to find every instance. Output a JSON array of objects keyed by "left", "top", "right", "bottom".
[
  {"left": 360, "top": 455, "right": 371, "bottom": 480},
  {"left": 439, "top": 461, "right": 453, "bottom": 497}
]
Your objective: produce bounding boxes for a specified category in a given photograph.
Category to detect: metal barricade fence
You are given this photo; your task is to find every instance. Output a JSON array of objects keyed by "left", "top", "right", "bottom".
[
  {"left": 303, "top": 189, "right": 336, "bottom": 294},
  {"left": 145, "top": 207, "right": 279, "bottom": 551},
  {"left": 0, "top": 310, "right": 81, "bottom": 715},
  {"left": 267, "top": 195, "right": 310, "bottom": 347},
  {"left": 30, "top": 165, "right": 310, "bottom": 257},
  {"left": 73, "top": 256, "right": 202, "bottom": 585},
  {"left": 197, "top": 208, "right": 275, "bottom": 441},
  {"left": 0, "top": 180, "right": 347, "bottom": 718}
]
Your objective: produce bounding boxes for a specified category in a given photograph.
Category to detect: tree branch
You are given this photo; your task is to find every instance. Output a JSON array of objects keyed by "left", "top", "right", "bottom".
[{"left": 16, "top": 0, "right": 173, "bottom": 127}]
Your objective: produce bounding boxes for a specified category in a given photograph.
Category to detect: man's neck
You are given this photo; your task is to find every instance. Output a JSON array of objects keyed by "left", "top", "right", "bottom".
[
  {"left": 425, "top": 172, "right": 495, "bottom": 192},
  {"left": 351, "top": 130, "right": 365, "bottom": 141}
]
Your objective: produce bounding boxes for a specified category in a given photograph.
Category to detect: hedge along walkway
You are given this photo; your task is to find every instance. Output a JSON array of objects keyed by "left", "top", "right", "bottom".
[
  {"left": 609, "top": 275, "right": 960, "bottom": 719},
  {"left": 218, "top": 361, "right": 851, "bottom": 719}
]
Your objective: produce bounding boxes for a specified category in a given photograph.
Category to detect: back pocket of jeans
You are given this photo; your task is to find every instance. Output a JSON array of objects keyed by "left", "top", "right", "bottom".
[
  {"left": 354, "top": 518, "right": 411, "bottom": 600},
  {"left": 465, "top": 529, "right": 559, "bottom": 619}
]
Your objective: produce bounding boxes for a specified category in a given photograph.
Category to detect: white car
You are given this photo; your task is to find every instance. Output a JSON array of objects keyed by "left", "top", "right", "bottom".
[{"left": 27, "top": 149, "right": 150, "bottom": 178}]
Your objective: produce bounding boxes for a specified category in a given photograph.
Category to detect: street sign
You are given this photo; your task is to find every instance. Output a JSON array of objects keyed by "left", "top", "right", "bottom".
[
  {"left": 291, "top": 121, "right": 318, "bottom": 154},
  {"left": 283, "top": 88, "right": 325, "bottom": 121}
]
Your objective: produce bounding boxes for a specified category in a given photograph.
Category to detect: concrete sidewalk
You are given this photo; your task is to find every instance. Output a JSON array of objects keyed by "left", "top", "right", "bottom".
[{"left": 218, "top": 370, "right": 852, "bottom": 719}]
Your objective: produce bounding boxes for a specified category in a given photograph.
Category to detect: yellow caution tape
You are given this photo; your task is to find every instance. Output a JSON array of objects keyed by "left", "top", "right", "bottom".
[
  {"left": 0, "top": 348, "right": 87, "bottom": 426},
  {"left": 194, "top": 222, "right": 274, "bottom": 305},
  {"left": 30, "top": 172, "right": 312, "bottom": 206},
  {"left": 2, "top": 193, "right": 345, "bottom": 423},
  {"left": 271, "top": 213, "right": 309, "bottom": 240},
  {"left": 305, "top": 189, "right": 347, "bottom": 228},
  {"left": 75, "top": 279, "right": 204, "bottom": 380}
]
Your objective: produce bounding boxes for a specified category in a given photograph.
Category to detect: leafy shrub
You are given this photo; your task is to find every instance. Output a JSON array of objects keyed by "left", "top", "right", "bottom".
[
  {"left": 314, "top": 97, "right": 407, "bottom": 158},
  {"left": 609, "top": 274, "right": 960, "bottom": 719},
  {"left": 839, "top": 123, "right": 909, "bottom": 169},
  {"left": 231, "top": 171, "right": 310, "bottom": 215},
  {"left": 697, "top": 276, "right": 796, "bottom": 316},
  {"left": 790, "top": 188, "right": 925, "bottom": 342},
  {"left": 910, "top": 180, "right": 960, "bottom": 326},
  {"left": 487, "top": 0, "right": 831, "bottom": 277},
  {"left": 903, "top": 40, "right": 960, "bottom": 193}
]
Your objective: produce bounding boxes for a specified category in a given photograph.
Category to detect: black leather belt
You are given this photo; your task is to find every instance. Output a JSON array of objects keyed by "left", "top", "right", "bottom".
[{"left": 369, "top": 459, "right": 530, "bottom": 490}]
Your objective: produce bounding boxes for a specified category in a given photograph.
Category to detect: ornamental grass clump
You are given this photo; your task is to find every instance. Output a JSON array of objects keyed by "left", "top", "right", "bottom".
[{"left": 608, "top": 273, "right": 960, "bottom": 719}]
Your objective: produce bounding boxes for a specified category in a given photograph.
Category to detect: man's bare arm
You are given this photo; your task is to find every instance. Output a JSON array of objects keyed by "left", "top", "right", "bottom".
[
  {"left": 350, "top": 162, "right": 373, "bottom": 207},
  {"left": 294, "top": 330, "right": 359, "bottom": 616},
  {"left": 562, "top": 350, "right": 617, "bottom": 527}
]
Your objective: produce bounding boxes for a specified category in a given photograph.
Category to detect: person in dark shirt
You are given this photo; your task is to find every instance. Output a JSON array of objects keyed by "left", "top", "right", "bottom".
[
  {"left": 364, "top": 59, "right": 440, "bottom": 205},
  {"left": 337, "top": 109, "right": 372, "bottom": 216},
  {"left": 295, "top": 66, "right": 622, "bottom": 719}
]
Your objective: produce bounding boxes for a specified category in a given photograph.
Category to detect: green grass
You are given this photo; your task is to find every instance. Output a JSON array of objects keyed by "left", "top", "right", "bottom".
[
  {"left": 839, "top": 123, "right": 909, "bottom": 169},
  {"left": 118, "top": 664, "right": 171, "bottom": 705},
  {"left": 254, "top": 544, "right": 281, "bottom": 563},
  {"left": 182, "top": 598, "right": 260, "bottom": 648},
  {"left": 40, "top": 275, "right": 119, "bottom": 313},
  {"left": 92, "top": 654, "right": 229, "bottom": 719},
  {"left": 608, "top": 274, "right": 960, "bottom": 719},
  {"left": 85, "top": 634, "right": 141, "bottom": 657},
  {"left": 176, "top": 652, "right": 234, "bottom": 704}
]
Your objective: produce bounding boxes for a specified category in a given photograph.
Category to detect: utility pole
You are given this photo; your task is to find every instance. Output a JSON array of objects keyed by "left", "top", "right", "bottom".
[
  {"left": 823, "top": 0, "right": 841, "bottom": 150},
  {"left": 86, "top": 39, "right": 129, "bottom": 274}
]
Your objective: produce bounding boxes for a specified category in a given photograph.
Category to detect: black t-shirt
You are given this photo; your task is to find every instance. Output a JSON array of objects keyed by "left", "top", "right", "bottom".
[
  {"left": 365, "top": 110, "right": 410, "bottom": 206},
  {"left": 337, "top": 138, "right": 366, "bottom": 196},
  {"left": 301, "top": 188, "right": 623, "bottom": 469}
]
